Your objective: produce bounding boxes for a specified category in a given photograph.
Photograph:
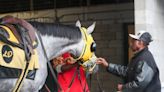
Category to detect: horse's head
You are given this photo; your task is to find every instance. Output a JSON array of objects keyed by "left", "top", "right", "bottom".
[
  {"left": 73, "top": 20, "right": 96, "bottom": 63},
  {"left": 30, "top": 21, "right": 97, "bottom": 69}
]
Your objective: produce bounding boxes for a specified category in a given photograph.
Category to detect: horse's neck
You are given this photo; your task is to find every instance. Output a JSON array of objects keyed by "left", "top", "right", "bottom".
[
  {"left": 30, "top": 22, "right": 84, "bottom": 60},
  {"left": 40, "top": 34, "right": 84, "bottom": 60}
]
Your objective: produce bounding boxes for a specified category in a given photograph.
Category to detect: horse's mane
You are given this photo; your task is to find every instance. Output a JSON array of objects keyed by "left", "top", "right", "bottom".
[{"left": 29, "top": 21, "right": 82, "bottom": 41}]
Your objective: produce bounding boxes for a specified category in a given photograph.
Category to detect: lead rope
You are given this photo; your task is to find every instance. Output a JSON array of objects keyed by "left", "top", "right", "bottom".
[
  {"left": 77, "top": 66, "right": 88, "bottom": 92},
  {"left": 44, "top": 84, "right": 51, "bottom": 92},
  {"left": 37, "top": 31, "right": 63, "bottom": 92},
  {"left": 66, "top": 65, "right": 88, "bottom": 92},
  {"left": 89, "top": 73, "right": 92, "bottom": 92},
  {"left": 66, "top": 66, "right": 79, "bottom": 92},
  {"left": 96, "top": 72, "right": 105, "bottom": 92},
  {"left": 88, "top": 69, "right": 105, "bottom": 92}
]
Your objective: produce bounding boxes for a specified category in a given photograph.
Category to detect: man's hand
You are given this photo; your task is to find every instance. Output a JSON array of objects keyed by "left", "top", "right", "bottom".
[
  {"left": 117, "top": 84, "right": 123, "bottom": 91},
  {"left": 96, "top": 58, "right": 108, "bottom": 67},
  {"left": 65, "top": 57, "right": 76, "bottom": 64}
]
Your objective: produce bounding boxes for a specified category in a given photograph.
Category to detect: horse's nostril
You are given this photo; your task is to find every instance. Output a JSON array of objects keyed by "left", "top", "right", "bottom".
[{"left": 91, "top": 42, "right": 96, "bottom": 52}]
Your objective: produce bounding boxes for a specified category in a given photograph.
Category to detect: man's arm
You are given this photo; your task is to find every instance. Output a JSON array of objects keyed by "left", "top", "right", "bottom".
[
  {"left": 96, "top": 58, "right": 128, "bottom": 77},
  {"left": 55, "top": 62, "right": 78, "bottom": 73},
  {"left": 107, "top": 63, "right": 128, "bottom": 77},
  {"left": 61, "top": 62, "right": 78, "bottom": 72}
]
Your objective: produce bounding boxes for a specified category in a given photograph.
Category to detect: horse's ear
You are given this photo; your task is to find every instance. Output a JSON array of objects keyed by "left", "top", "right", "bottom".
[
  {"left": 87, "top": 22, "right": 96, "bottom": 34},
  {"left": 75, "top": 20, "right": 81, "bottom": 28}
]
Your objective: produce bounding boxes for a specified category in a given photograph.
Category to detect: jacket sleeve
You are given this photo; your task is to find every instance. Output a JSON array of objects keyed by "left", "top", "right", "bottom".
[
  {"left": 122, "top": 61, "right": 154, "bottom": 90},
  {"left": 106, "top": 63, "right": 128, "bottom": 77}
]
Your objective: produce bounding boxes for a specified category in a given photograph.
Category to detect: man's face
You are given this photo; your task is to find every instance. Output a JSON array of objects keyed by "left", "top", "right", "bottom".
[{"left": 130, "top": 39, "right": 141, "bottom": 52}]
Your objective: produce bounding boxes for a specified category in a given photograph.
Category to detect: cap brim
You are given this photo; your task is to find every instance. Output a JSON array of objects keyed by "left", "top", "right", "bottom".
[{"left": 129, "top": 34, "right": 139, "bottom": 40}]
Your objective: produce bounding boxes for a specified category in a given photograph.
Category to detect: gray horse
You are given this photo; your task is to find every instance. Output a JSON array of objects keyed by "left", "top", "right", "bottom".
[{"left": 0, "top": 20, "right": 96, "bottom": 92}]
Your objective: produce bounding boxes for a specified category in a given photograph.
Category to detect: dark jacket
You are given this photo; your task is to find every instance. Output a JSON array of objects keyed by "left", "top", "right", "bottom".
[{"left": 107, "top": 47, "right": 161, "bottom": 92}]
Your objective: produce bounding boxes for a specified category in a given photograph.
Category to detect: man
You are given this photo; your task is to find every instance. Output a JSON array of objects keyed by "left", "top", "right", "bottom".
[{"left": 96, "top": 31, "right": 161, "bottom": 92}]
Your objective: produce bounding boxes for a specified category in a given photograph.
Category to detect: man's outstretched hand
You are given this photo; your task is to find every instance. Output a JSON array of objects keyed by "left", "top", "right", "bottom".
[{"left": 96, "top": 58, "right": 109, "bottom": 67}]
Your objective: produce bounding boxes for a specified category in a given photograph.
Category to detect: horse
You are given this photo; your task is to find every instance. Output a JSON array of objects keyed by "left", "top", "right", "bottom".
[{"left": 0, "top": 17, "right": 96, "bottom": 92}]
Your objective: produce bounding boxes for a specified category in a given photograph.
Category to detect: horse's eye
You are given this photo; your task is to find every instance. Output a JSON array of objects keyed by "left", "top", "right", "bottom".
[{"left": 91, "top": 42, "right": 96, "bottom": 52}]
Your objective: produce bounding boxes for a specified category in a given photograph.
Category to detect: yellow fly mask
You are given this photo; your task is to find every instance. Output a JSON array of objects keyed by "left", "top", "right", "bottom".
[{"left": 75, "top": 21, "right": 96, "bottom": 62}]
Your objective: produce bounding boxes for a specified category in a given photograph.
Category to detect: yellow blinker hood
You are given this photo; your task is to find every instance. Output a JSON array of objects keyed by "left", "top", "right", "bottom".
[{"left": 75, "top": 27, "right": 94, "bottom": 61}]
